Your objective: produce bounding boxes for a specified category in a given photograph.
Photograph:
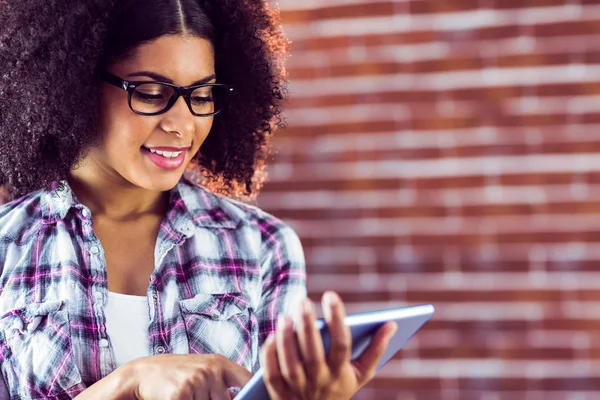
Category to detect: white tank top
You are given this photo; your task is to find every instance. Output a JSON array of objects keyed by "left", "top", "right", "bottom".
[{"left": 104, "top": 291, "right": 152, "bottom": 367}]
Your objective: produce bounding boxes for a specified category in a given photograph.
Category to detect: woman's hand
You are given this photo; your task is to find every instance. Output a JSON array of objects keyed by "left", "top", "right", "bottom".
[
  {"left": 260, "top": 291, "right": 398, "bottom": 400},
  {"left": 74, "top": 353, "right": 251, "bottom": 400},
  {"left": 124, "top": 353, "right": 251, "bottom": 400}
]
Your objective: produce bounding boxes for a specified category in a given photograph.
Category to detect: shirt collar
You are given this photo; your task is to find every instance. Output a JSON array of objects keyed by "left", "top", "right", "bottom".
[
  {"left": 41, "top": 179, "right": 239, "bottom": 231},
  {"left": 41, "top": 181, "right": 82, "bottom": 222},
  {"left": 170, "top": 178, "right": 239, "bottom": 230}
]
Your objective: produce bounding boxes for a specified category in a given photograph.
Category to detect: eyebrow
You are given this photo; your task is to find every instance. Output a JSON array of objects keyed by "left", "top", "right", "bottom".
[{"left": 126, "top": 71, "right": 217, "bottom": 86}]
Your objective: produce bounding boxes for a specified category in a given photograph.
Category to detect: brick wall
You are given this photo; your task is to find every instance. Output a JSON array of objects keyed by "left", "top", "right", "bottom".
[{"left": 257, "top": 1, "right": 600, "bottom": 399}]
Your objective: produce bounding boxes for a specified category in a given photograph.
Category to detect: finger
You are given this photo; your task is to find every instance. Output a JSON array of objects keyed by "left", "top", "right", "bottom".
[
  {"left": 221, "top": 359, "right": 252, "bottom": 389},
  {"left": 322, "top": 292, "right": 352, "bottom": 375},
  {"left": 190, "top": 382, "right": 210, "bottom": 400},
  {"left": 276, "top": 314, "right": 306, "bottom": 391},
  {"left": 203, "top": 369, "right": 232, "bottom": 400},
  {"left": 296, "top": 298, "right": 327, "bottom": 384},
  {"left": 352, "top": 322, "right": 398, "bottom": 383},
  {"left": 260, "top": 334, "right": 290, "bottom": 400},
  {"left": 208, "top": 383, "right": 232, "bottom": 400}
]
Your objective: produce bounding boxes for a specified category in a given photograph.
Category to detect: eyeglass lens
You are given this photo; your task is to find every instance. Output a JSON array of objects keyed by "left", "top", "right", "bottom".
[{"left": 130, "top": 83, "right": 228, "bottom": 115}]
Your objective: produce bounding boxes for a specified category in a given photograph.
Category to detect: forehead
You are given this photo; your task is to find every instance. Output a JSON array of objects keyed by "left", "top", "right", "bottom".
[{"left": 115, "top": 34, "right": 215, "bottom": 85}]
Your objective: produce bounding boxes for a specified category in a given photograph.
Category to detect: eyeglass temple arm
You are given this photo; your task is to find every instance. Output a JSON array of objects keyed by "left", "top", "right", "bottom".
[{"left": 102, "top": 72, "right": 130, "bottom": 91}]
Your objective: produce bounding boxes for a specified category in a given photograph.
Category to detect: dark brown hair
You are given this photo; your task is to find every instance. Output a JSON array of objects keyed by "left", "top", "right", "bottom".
[{"left": 0, "top": 0, "right": 288, "bottom": 199}]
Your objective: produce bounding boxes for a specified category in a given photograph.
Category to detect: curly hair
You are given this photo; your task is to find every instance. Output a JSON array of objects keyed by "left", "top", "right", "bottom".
[{"left": 0, "top": 0, "right": 288, "bottom": 200}]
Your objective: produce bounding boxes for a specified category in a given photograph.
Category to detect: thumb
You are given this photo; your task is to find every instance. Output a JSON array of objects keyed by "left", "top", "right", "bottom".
[
  {"left": 222, "top": 362, "right": 253, "bottom": 389},
  {"left": 352, "top": 322, "right": 398, "bottom": 382}
]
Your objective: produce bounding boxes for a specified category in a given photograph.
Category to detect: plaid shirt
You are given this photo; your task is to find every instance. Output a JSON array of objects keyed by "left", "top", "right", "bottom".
[{"left": 0, "top": 178, "right": 307, "bottom": 399}]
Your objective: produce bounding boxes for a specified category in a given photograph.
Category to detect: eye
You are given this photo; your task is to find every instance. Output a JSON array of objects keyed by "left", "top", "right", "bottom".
[
  {"left": 136, "top": 92, "right": 164, "bottom": 100},
  {"left": 132, "top": 83, "right": 173, "bottom": 103},
  {"left": 191, "top": 95, "right": 213, "bottom": 105}
]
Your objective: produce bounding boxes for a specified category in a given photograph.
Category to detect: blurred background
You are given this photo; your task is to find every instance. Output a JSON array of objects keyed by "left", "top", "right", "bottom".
[{"left": 255, "top": 0, "right": 600, "bottom": 399}]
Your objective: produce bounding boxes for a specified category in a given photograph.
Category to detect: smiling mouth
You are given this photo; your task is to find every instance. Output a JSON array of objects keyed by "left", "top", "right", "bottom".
[
  {"left": 144, "top": 148, "right": 183, "bottom": 158},
  {"left": 141, "top": 146, "right": 190, "bottom": 170},
  {"left": 141, "top": 146, "right": 191, "bottom": 158}
]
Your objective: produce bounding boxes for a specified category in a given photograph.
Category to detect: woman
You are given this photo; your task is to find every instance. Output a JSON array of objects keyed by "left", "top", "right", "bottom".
[{"left": 0, "top": 0, "right": 398, "bottom": 399}]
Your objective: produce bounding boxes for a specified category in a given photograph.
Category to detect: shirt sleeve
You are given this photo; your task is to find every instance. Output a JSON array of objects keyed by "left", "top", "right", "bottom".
[{"left": 253, "top": 220, "right": 307, "bottom": 373}]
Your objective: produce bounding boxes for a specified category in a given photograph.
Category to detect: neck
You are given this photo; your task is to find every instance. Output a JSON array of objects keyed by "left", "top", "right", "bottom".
[{"left": 68, "top": 157, "right": 168, "bottom": 221}]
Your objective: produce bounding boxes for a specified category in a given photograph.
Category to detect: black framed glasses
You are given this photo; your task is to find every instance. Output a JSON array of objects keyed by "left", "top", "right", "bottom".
[{"left": 102, "top": 71, "right": 234, "bottom": 117}]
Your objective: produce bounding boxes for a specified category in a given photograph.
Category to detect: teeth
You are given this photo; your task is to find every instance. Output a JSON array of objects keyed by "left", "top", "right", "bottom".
[{"left": 148, "top": 149, "right": 183, "bottom": 158}]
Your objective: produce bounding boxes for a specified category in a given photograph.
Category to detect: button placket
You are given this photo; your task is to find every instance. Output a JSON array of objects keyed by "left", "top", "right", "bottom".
[{"left": 83, "top": 226, "right": 114, "bottom": 374}]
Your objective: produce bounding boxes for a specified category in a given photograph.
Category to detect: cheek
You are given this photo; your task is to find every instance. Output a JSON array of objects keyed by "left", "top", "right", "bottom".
[
  {"left": 194, "top": 117, "right": 214, "bottom": 143},
  {"left": 100, "top": 90, "right": 154, "bottom": 148},
  {"left": 100, "top": 98, "right": 155, "bottom": 150},
  {"left": 102, "top": 116, "right": 154, "bottom": 153}
]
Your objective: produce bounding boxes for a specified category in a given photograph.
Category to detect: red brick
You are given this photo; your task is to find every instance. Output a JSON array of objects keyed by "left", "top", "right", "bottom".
[
  {"left": 408, "top": 0, "right": 481, "bottom": 14},
  {"left": 280, "top": 2, "right": 395, "bottom": 24},
  {"left": 534, "top": 20, "right": 600, "bottom": 37}
]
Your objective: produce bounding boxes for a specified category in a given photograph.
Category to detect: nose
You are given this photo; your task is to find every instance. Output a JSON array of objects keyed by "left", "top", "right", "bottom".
[{"left": 159, "top": 96, "right": 195, "bottom": 137}]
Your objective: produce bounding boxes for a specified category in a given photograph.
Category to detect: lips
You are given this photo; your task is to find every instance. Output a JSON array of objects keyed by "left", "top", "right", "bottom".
[{"left": 141, "top": 146, "right": 191, "bottom": 170}]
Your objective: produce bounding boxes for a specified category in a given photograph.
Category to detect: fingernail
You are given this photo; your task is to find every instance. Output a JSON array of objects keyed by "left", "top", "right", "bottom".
[
  {"left": 302, "top": 298, "right": 313, "bottom": 315},
  {"left": 389, "top": 322, "right": 398, "bottom": 337},
  {"left": 322, "top": 292, "right": 337, "bottom": 320},
  {"left": 277, "top": 314, "right": 290, "bottom": 331},
  {"left": 324, "top": 291, "right": 338, "bottom": 306}
]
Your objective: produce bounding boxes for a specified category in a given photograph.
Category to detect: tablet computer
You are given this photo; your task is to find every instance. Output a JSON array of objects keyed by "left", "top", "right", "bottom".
[{"left": 235, "top": 303, "right": 434, "bottom": 400}]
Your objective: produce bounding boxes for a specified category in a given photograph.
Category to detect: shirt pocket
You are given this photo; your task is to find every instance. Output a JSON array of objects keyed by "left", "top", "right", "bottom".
[
  {"left": 179, "top": 293, "right": 256, "bottom": 370},
  {"left": 0, "top": 300, "right": 83, "bottom": 399}
]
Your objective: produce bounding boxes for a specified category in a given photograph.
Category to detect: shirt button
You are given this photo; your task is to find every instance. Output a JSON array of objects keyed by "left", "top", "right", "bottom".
[
  {"left": 99, "top": 339, "right": 109, "bottom": 348},
  {"left": 152, "top": 292, "right": 158, "bottom": 300},
  {"left": 155, "top": 346, "right": 166, "bottom": 354},
  {"left": 81, "top": 209, "right": 89, "bottom": 218},
  {"left": 90, "top": 245, "right": 100, "bottom": 255}
]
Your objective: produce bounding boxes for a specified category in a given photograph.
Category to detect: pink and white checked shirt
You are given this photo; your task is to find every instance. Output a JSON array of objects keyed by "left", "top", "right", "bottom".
[{"left": 0, "top": 178, "right": 307, "bottom": 399}]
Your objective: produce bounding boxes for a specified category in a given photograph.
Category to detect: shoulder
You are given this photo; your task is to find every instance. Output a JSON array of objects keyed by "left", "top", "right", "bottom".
[
  {"left": 0, "top": 191, "right": 46, "bottom": 272},
  {"left": 178, "top": 178, "right": 292, "bottom": 231},
  {"left": 226, "top": 195, "right": 303, "bottom": 255},
  {"left": 0, "top": 190, "right": 46, "bottom": 242},
  {"left": 178, "top": 178, "right": 304, "bottom": 255}
]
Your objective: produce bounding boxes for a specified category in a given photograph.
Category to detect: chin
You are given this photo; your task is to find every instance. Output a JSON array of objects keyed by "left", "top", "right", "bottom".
[{"left": 134, "top": 172, "right": 184, "bottom": 192}]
